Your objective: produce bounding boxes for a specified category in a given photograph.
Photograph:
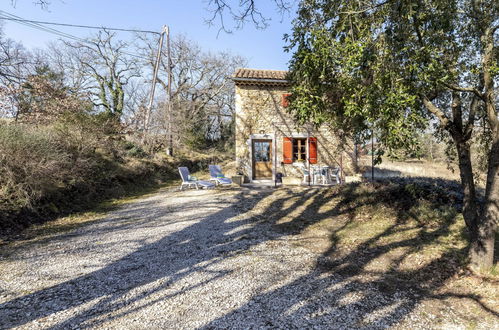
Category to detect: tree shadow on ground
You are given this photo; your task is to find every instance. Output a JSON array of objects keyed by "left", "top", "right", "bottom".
[
  {"left": 0, "top": 187, "right": 300, "bottom": 328},
  {"left": 204, "top": 178, "right": 498, "bottom": 328},
  {"left": 0, "top": 179, "right": 497, "bottom": 328}
]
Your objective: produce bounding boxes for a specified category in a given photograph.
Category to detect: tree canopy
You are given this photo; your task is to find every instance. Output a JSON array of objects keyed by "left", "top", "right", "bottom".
[{"left": 286, "top": 0, "right": 498, "bottom": 269}]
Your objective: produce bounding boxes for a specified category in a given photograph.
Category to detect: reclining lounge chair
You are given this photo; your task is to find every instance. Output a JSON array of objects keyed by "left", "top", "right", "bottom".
[
  {"left": 178, "top": 167, "right": 215, "bottom": 190},
  {"left": 209, "top": 165, "right": 232, "bottom": 186}
]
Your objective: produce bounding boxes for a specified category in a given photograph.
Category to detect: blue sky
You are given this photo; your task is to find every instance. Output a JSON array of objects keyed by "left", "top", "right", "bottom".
[{"left": 1, "top": 0, "right": 297, "bottom": 70}]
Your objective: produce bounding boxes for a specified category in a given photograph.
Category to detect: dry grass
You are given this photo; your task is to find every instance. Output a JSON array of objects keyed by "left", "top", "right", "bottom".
[
  {"left": 360, "top": 157, "right": 461, "bottom": 181},
  {"left": 235, "top": 180, "right": 499, "bottom": 327}
]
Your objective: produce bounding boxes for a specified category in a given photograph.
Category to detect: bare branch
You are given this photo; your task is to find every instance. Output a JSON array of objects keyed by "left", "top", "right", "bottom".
[
  {"left": 442, "top": 82, "right": 485, "bottom": 100},
  {"left": 62, "top": 31, "right": 141, "bottom": 119},
  {"left": 205, "top": 0, "right": 293, "bottom": 33}
]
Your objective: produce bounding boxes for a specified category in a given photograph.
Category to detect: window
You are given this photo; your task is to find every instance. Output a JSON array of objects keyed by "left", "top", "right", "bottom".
[
  {"left": 253, "top": 141, "right": 271, "bottom": 162},
  {"left": 283, "top": 137, "right": 317, "bottom": 164},
  {"left": 293, "top": 138, "right": 307, "bottom": 162}
]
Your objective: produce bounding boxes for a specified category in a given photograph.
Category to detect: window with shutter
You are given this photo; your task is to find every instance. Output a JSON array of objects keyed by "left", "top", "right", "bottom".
[
  {"left": 283, "top": 137, "right": 318, "bottom": 164},
  {"left": 292, "top": 138, "right": 307, "bottom": 161}
]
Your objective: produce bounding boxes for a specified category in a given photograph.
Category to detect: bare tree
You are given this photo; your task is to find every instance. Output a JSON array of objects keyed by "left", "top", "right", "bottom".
[
  {"left": 137, "top": 33, "right": 246, "bottom": 149},
  {"left": 63, "top": 30, "right": 141, "bottom": 121},
  {"left": 0, "top": 27, "right": 31, "bottom": 86},
  {"left": 45, "top": 42, "right": 94, "bottom": 96},
  {"left": 121, "top": 78, "right": 149, "bottom": 130},
  {"left": 0, "top": 26, "right": 44, "bottom": 119}
]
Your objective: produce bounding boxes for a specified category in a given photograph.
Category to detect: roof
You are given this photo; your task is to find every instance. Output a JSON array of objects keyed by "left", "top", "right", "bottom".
[{"left": 233, "top": 68, "right": 290, "bottom": 86}]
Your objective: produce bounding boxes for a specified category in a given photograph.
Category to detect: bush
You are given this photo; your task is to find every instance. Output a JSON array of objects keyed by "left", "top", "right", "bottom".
[
  {"left": 0, "top": 112, "right": 125, "bottom": 215},
  {"left": 0, "top": 123, "right": 72, "bottom": 209},
  {"left": 122, "top": 140, "right": 148, "bottom": 158},
  {"left": 0, "top": 111, "right": 233, "bottom": 235}
]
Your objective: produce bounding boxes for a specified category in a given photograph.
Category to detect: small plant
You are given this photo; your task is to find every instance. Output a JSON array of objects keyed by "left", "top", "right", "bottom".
[{"left": 122, "top": 141, "right": 148, "bottom": 158}]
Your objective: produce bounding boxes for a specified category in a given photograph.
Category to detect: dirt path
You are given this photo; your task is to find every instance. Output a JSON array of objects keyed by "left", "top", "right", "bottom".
[{"left": 0, "top": 187, "right": 496, "bottom": 329}]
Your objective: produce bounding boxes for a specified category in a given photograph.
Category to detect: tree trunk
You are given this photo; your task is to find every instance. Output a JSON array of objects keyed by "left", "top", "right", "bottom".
[
  {"left": 454, "top": 139, "right": 479, "bottom": 233},
  {"left": 469, "top": 137, "right": 499, "bottom": 269}
]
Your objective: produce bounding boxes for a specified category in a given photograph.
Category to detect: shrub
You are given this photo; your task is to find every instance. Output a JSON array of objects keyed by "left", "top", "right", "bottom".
[
  {"left": 0, "top": 123, "right": 71, "bottom": 209},
  {"left": 0, "top": 111, "right": 123, "bottom": 213},
  {"left": 122, "top": 140, "right": 148, "bottom": 158}
]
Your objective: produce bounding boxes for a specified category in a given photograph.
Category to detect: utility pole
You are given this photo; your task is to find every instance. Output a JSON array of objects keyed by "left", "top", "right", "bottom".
[
  {"left": 143, "top": 26, "right": 167, "bottom": 142},
  {"left": 165, "top": 26, "right": 173, "bottom": 156}
]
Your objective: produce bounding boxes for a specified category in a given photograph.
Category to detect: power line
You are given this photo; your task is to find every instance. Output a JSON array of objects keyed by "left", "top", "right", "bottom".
[
  {"left": 0, "top": 11, "right": 88, "bottom": 42},
  {"left": 0, "top": 11, "right": 154, "bottom": 61},
  {"left": 0, "top": 12, "right": 161, "bottom": 35}
]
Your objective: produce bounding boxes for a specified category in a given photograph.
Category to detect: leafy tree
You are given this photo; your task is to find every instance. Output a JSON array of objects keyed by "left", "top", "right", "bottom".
[
  {"left": 12, "top": 65, "right": 89, "bottom": 123},
  {"left": 286, "top": 0, "right": 498, "bottom": 269}
]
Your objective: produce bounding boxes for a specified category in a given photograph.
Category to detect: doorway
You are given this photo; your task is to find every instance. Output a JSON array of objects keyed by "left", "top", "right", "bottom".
[{"left": 252, "top": 139, "right": 272, "bottom": 180}]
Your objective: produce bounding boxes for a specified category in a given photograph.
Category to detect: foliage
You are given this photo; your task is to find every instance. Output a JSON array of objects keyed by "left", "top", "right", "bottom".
[
  {"left": 286, "top": 0, "right": 499, "bottom": 268},
  {"left": 0, "top": 111, "right": 119, "bottom": 211},
  {"left": 0, "top": 116, "right": 231, "bottom": 236},
  {"left": 285, "top": 2, "right": 429, "bottom": 156},
  {"left": 122, "top": 140, "right": 148, "bottom": 158},
  {"left": 15, "top": 65, "right": 91, "bottom": 122}
]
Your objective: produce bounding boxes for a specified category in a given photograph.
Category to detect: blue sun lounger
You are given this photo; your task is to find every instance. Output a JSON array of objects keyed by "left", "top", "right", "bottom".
[{"left": 209, "top": 165, "right": 232, "bottom": 186}]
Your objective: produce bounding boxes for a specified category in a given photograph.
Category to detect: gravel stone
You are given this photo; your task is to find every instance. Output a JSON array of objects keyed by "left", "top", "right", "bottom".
[{"left": 0, "top": 188, "right": 496, "bottom": 329}]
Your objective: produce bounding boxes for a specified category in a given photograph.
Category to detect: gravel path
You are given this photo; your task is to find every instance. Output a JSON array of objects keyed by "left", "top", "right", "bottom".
[{"left": 0, "top": 187, "right": 495, "bottom": 329}]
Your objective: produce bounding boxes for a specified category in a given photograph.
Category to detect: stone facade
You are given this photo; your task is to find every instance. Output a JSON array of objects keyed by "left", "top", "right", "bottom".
[{"left": 234, "top": 70, "right": 357, "bottom": 182}]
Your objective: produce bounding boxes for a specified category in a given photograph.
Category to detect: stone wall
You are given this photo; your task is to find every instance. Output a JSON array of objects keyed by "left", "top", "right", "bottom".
[{"left": 235, "top": 84, "right": 357, "bottom": 181}]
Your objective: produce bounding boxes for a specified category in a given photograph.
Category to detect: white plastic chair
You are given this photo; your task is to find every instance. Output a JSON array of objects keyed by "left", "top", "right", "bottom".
[
  {"left": 330, "top": 167, "right": 341, "bottom": 184},
  {"left": 312, "top": 165, "right": 322, "bottom": 185},
  {"left": 321, "top": 166, "right": 331, "bottom": 184}
]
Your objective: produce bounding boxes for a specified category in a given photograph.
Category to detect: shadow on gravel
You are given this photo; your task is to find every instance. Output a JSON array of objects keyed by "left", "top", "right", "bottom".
[
  {"left": 204, "top": 178, "right": 498, "bottom": 328},
  {"left": 0, "top": 178, "right": 497, "bottom": 328},
  {"left": 0, "top": 188, "right": 276, "bottom": 328}
]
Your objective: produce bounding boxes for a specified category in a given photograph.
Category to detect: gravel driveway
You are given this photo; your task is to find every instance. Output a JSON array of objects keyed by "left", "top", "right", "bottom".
[{"left": 0, "top": 187, "right": 495, "bottom": 329}]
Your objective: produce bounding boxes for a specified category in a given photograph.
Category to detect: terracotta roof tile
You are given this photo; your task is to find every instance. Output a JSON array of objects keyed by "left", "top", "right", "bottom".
[{"left": 233, "top": 68, "right": 288, "bottom": 81}]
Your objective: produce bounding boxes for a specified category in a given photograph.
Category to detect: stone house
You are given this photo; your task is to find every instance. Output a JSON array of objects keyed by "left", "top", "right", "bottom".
[{"left": 233, "top": 68, "right": 357, "bottom": 183}]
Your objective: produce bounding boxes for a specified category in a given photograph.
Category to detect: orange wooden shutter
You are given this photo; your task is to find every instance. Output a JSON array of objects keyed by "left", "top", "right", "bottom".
[
  {"left": 281, "top": 93, "right": 292, "bottom": 107},
  {"left": 309, "top": 137, "right": 317, "bottom": 164},
  {"left": 283, "top": 137, "right": 293, "bottom": 164}
]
